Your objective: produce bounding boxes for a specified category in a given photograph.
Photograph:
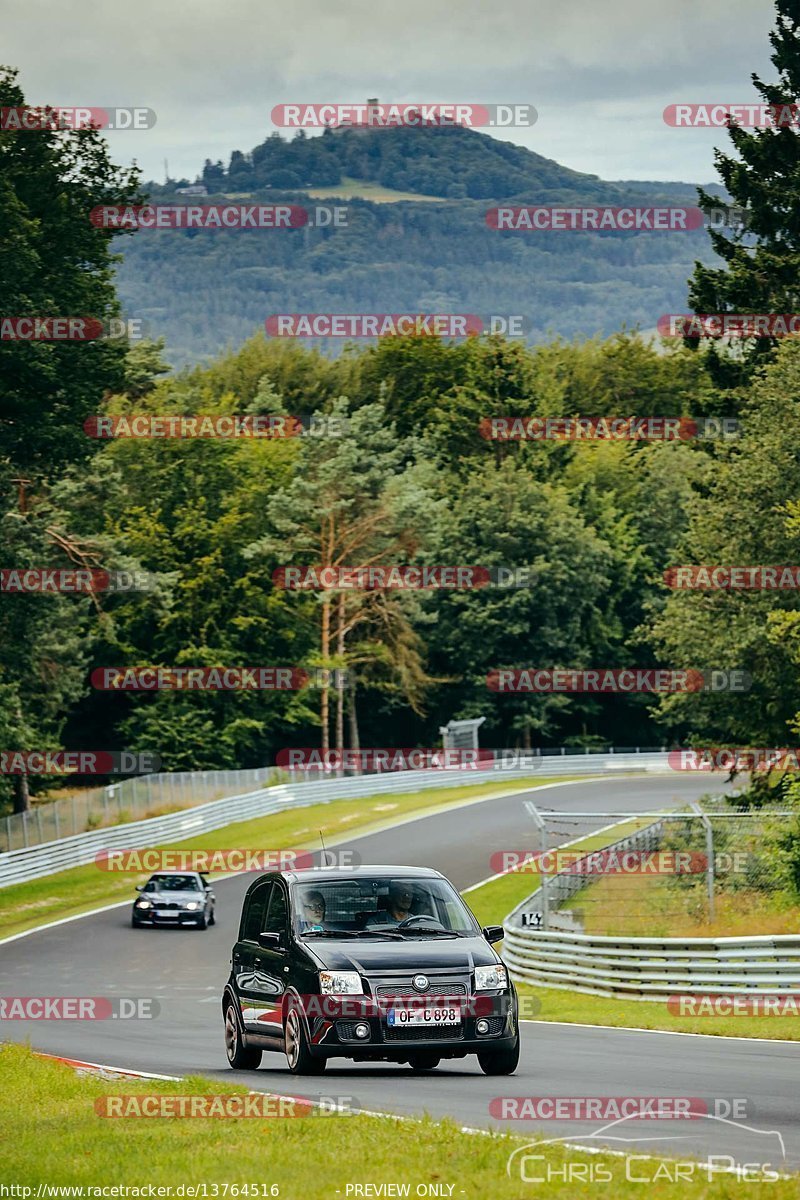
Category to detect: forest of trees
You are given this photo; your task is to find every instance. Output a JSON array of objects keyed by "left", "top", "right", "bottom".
[
  {"left": 3, "top": 0, "right": 800, "bottom": 814},
  {"left": 124, "top": 124, "right": 722, "bottom": 366}
]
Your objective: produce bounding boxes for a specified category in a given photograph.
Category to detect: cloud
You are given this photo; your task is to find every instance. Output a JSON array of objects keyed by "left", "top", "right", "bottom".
[{"left": 4, "top": 0, "right": 776, "bottom": 182}]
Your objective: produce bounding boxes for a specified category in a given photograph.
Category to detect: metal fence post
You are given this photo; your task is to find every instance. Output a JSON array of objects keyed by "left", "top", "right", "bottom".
[
  {"left": 523, "top": 801, "right": 549, "bottom": 931},
  {"left": 691, "top": 801, "right": 715, "bottom": 922}
]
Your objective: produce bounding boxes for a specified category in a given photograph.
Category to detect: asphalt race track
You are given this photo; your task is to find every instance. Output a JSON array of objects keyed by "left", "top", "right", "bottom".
[{"left": 3, "top": 774, "right": 799, "bottom": 1174}]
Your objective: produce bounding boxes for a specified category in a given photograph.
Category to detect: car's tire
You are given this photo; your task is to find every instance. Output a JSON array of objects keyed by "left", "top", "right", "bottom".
[
  {"left": 208, "top": 908, "right": 216, "bottom": 926},
  {"left": 477, "top": 1033, "right": 520, "bottom": 1076},
  {"left": 131, "top": 914, "right": 142, "bottom": 928},
  {"left": 196, "top": 912, "right": 208, "bottom": 929},
  {"left": 284, "top": 1005, "right": 326, "bottom": 1075},
  {"left": 407, "top": 1053, "right": 440, "bottom": 1071},
  {"left": 224, "top": 1003, "right": 262, "bottom": 1070}
]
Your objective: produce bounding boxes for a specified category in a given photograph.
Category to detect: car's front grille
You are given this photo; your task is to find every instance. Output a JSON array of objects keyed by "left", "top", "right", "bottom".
[
  {"left": 374, "top": 981, "right": 468, "bottom": 999},
  {"left": 383, "top": 1024, "right": 463, "bottom": 1042}
]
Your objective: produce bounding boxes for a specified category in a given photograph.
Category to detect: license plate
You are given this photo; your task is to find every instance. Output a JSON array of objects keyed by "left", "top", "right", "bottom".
[
  {"left": 386, "top": 1005, "right": 462, "bottom": 1027},
  {"left": 155, "top": 910, "right": 179, "bottom": 918}
]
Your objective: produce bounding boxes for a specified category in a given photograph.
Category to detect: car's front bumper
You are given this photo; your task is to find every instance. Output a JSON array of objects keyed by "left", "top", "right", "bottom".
[
  {"left": 133, "top": 908, "right": 204, "bottom": 925},
  {"left": 299, "top": 989, "right": 517, "bottom": 1060}
]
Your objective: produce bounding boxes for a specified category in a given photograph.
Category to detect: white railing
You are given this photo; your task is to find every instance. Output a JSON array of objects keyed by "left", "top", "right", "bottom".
[
  {"left": 0, "top": 751, "right": 669, "bottom": 888},
  {"left": 502, "top": 926, "right": 800, "bottom": 999}
]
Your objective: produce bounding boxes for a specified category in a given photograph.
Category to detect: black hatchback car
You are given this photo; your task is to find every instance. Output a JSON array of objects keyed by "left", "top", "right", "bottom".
[{"left": 222, "top": 865, "right": 519, "bottom": 1075}]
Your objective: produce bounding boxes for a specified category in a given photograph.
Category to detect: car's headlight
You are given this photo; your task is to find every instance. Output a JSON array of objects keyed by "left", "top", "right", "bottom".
[
  {"left": 319, "top": 971, "right": 363, "bottom": 995},
  {"left": 475, "top": 964, "right": 508, "bottom": 990},
  {"left": 185, "top": 902, "right": 200, "bottom": 910},
  {"left": 135, "top": 900, "right": 151, "bottom": 909}
]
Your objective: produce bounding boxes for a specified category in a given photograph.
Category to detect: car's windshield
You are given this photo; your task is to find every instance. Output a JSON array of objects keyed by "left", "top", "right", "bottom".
[
  {"left": 145, "top": 875, "right": 200, "bottom": 892},
  {"left": 292, "top": 877, "right": 479, "bottom": 938}
]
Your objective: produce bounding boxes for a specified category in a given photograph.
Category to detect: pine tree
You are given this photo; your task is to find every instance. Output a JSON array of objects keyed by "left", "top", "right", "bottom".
[{"left": 689, "top": 1, "right": 800, "bottom": 385}]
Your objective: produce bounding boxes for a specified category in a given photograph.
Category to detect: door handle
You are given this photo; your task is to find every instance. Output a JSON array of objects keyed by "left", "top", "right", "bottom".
[{"left": 254, "top": 957, "right": 263, "bottom": 967}]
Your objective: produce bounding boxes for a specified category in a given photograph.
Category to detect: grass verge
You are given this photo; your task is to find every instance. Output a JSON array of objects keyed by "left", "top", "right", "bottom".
[
  {"left": 462, "top": 821, "right": 800, "bottom": 1041},
  {"left": 306, "top": 175, "right": 447, "bottom": 202},
  {"left": 577, "top": 869, "right": 800, "bottom": 938},
  {"left": 4, "top": 1043, "right": 795, "bottom": 1194},
  {"left": 0, "top": 775, "right": 565, "bottom": 941}
]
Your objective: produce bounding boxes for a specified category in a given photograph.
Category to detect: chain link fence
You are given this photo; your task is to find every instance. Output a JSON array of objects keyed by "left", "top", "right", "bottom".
[
  {"left": 0, "top": 767, "right": 286, "bottom": 853},
  {"left": 510, "top": 799, "right": 800, "bottom": 936}
]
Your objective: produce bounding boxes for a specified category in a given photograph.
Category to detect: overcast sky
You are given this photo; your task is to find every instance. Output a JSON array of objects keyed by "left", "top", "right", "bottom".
[{"left": 4, "top": 0, "right": 778, "bottom": 184}]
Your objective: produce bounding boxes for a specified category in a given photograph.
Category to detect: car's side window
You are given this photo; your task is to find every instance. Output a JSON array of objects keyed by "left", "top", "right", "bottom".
[
  {"left": 242, "top": 881, "right": 271, "bottom": 942},
  {"left": 264, "top": 884, "right": 288, "bottom": 935}
]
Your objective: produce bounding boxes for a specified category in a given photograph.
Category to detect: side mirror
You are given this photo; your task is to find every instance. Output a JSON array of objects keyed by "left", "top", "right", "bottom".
[
  {"left": 258, "top": 931, "right": 284, "bottom": 950},
  {"left": 135, "top": 884, "right": 144, "bottom": 892},
  {"left": 483, "top": 925, "right": 504, "bottom": 944}
]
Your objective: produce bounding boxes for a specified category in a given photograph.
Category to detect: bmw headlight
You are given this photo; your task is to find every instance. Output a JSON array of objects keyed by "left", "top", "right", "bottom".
[
  {"left": 475, "top": 964, "right": 508, "bottom": 990},
  {"left": 185, "top": 902, "right": 200, "bottom": 910},
  {"left": 135, "top": 900, "right": 151, "bottom": 909},
  {"left": 319, "top": 971, "right": 363, "bottom": 995}
]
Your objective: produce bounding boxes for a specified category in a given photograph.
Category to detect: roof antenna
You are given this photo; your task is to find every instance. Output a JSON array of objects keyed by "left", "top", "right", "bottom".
[{"left": 319, "top": 829, "right": 330, "bottom": 869}]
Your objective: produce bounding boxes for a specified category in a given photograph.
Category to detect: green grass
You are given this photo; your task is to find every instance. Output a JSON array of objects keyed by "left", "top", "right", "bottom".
[
  {"left": 0, "top": 775, "right": 564, "bottom": 940},
  {"left": 462, "top": 817, "right": 649, "bottom": 929},
  {"left": 577, "top": 868, "right": 800, "bottom": 938},
  {"left": 305, "top": 175, "right": 448, "bottom": 202},
  {"left": 462, "top": 821, "right": 800, "bottom": 1041},
  {"left": 513, "top": 983, "right": 800, "bottom": 1040},
  {"left": 5, "top": 1043, "right": 796, "bottom": 1194}
]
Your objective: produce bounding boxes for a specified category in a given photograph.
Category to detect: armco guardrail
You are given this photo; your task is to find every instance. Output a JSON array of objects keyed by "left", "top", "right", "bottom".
[
  {"left": 0, "top": 751, "right": 669, "bottom": 887},
  {"left": 502, "top": 804, "right": 800, "bottom": 997},
  {"left": 0, "top": 766, "right": 282, "bottom": 852},
  {"left": 501, "top": 926, "right": 800, "bottom": 999}
]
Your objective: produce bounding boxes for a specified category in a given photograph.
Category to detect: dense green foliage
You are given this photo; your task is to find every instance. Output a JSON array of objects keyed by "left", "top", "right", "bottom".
[{"left": 5, "top": 1, "right": 800, "bottom": 824}]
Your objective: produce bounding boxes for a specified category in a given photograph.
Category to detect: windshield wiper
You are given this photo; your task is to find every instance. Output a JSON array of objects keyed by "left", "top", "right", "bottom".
[
  {"left": 300, "top": 929, "right": 361, "bottom": 938},
  {"left": 394, "top": 929, "right": 462, "bottom": 938},
  {"left": 351, "top": 929, "right": 405, "bottom": 939}
]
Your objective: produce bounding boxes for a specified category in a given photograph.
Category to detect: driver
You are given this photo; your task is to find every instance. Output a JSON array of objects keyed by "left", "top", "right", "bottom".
[{"left": 366, "top": 881, "right": 415, "bottom": 926}]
